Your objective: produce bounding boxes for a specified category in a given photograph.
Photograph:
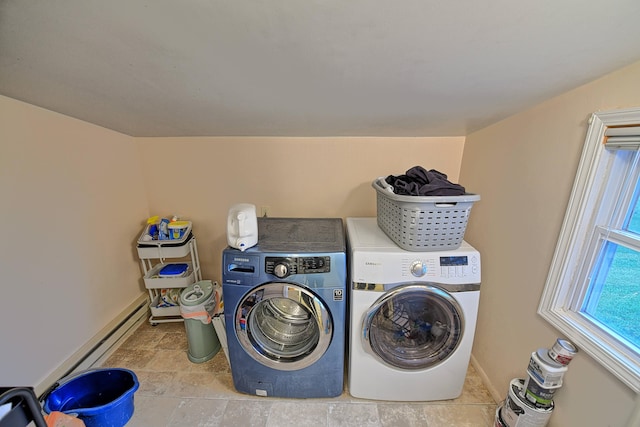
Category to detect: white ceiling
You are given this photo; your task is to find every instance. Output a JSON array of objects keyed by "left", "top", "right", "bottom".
[{"left": 2, "top": 1, "right": 640, "bottom": 137}]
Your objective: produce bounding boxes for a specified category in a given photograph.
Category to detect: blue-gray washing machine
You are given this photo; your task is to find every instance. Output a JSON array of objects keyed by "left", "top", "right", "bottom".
[{"left": 222, "top": 218, "right": 346, "bottom": 398}]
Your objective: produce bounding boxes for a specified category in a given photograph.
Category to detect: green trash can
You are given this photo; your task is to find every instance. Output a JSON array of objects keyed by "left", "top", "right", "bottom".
[{"left": 180, "top": 280, "right": 221, "bottom": 363}]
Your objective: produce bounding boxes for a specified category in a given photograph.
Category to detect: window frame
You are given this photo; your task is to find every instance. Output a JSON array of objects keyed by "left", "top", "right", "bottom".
[{"left": 538, "top": 107, "right": 640, "bottom": 393}]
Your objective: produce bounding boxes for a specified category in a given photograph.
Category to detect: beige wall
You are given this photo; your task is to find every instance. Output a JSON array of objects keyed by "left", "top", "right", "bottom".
[
  {"left": 0, "top": 95, "right": 148, "bottom": 390},
  {"left": 459, "top": 61, "right": 640, "bottom": 426},
  {"left": 135, "top": 136, "right": 465, "bottom": 281}
]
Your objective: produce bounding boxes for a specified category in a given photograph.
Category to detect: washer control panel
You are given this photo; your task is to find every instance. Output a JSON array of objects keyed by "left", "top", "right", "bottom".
[
  {"left": 352, "top": 249, "right": 480, "bottom": 285},
  {"left": 437, "top": 255, "right": 479, "bottom": 278},
  {"left": 265, "top": 256, "right": 331, "bottom": 278},
  {"left": 405, "top": 254, "right": 479, "bottom": 278},
  {"left": 402, "top": 253, "right": 481, "bottom": 282},
  {"left": 404, "top": 254, "right": 480, "bottom": 279}
]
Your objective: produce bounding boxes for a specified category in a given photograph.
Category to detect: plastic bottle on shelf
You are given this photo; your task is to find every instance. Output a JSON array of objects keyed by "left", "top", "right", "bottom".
[
  {"left": 158, "top": 218, "right": 170, "bottom": 240},
  {"left": 146, "top": 216, "right": 160, "bottom": 240}
]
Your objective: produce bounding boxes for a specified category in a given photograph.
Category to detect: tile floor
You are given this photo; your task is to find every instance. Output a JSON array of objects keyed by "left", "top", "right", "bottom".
[{"left": 101, "top": 320, "right": 497, "bottom": 427}]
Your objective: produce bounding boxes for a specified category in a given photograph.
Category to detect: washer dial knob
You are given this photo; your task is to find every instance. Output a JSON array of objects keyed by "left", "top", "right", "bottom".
[
  {"left": 410, "top": 260, "right": 427, "bottom": 277},
  {"left": 273, "top": 263, "right": 289, "bottom": 278}
]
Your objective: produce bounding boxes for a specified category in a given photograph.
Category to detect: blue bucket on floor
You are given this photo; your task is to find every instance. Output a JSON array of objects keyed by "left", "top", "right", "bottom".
[{"left": 43, "top": 368, "right": 139, "bottom": 427}]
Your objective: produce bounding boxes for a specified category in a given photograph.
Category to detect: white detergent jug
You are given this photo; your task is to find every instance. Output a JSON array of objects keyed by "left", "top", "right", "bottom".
[{"left": 227, "top": 203, "right": 258, "bottom": 251}]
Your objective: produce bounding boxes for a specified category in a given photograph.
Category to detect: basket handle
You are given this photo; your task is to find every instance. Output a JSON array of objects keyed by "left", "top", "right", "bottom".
[
  {"left": 374, "top": 177, "right": 394, "bottom": 193},
  {"left": 434, "top": 202, "right": 457, "bottom": 207}
]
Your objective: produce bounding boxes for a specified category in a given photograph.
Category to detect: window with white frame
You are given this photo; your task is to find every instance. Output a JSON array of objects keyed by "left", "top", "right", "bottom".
[{"left": 538, "top": 107, "right": 640, "bottom": 392}]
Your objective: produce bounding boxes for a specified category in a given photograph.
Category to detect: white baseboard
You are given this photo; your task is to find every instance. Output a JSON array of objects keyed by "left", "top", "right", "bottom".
[
  {"left": 470, "top": 353, "right": 503, "bottom": 404},
  {"left": 36, "top": 294, "right": 149, "bottom": 397}
]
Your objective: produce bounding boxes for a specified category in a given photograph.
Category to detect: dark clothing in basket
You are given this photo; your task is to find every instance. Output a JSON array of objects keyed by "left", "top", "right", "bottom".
[{"left": 386, "top": 166, "right": 466, "bottom": 196}]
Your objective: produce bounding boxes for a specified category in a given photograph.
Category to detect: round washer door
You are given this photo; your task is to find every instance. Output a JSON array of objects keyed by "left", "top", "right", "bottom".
[
  {"left": 362, "top": 283, "right": 464, "bottom": 370},
  {"left": 235, "top": 282, "right": 333, "bottom": 371}
]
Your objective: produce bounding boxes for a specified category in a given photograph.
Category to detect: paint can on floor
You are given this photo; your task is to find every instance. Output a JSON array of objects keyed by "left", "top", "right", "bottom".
[
  {"left": 495, "top": 404, "right": 507, "bottom": 427},
  {"left": 522, "top": 374, "right": 558, "bottom": 408},
  {"left": 527, "top": 349, "right": 567, "bottom": 388},
  {"left": 548, "top": 338, "right": 578, "bottom": 366},
  {"left": 501, "top": 379, "right": 554, "bottom": 427}
]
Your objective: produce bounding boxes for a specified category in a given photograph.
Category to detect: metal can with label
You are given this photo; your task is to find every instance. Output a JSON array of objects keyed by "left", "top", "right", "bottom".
[
  {"left": 523, "top": 374, "right": 558, "bottom": 408},
  {"left": 501, "top": 379, "right": 554, "bottom": 427},
  {"left": 548, "top": 338, "right": 578, "bottom": 366},
  {"left": 495, "top": 404, "right": 507, "bottom": 427},
  {"left": 527, "top": 349, "right": 568, "bottom": 388}
]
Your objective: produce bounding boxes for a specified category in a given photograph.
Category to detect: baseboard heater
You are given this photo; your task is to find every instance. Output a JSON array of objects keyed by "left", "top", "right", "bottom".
[{"left": 36, "top": 294, "right": 149, "bottom": 397}]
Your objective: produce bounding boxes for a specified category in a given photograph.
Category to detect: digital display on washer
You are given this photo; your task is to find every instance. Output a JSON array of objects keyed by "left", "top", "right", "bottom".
[{"left": 439, "top": 256, "right": 468, "bottom": 266}]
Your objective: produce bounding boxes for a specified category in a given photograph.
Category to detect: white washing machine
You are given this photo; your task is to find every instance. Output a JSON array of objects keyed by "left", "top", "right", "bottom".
[{"left": 346, "top": 217, "right": 481, "bottom": 401}]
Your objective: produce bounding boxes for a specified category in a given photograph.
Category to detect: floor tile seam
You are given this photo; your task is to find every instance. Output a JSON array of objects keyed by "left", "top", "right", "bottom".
[
  {"left": 136, "top": 393, "right": 267, "bottom": 401},
  {"left": 147, "top": 394, "right": 237, "bottom": 400},
  {"left": 228, "top": 397, "right": 347, "bottom": 403},
  {"left": 131, "top": 382, "right": 496, "bottom": 405},
  {"left": 414, "top": 402, "right": 497, "bottom": 407},
  {"left": 178, "top": 396, "right": 383, "bottom": 404},
  {"left": 222, "top": 399, "right": 491, "bottom": 410},
  {"left": 119, "top": 347, "right": 164, "bottom": 351},
  {"left": 350, "top": 400, "right": 494, "bottom": 405}
]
